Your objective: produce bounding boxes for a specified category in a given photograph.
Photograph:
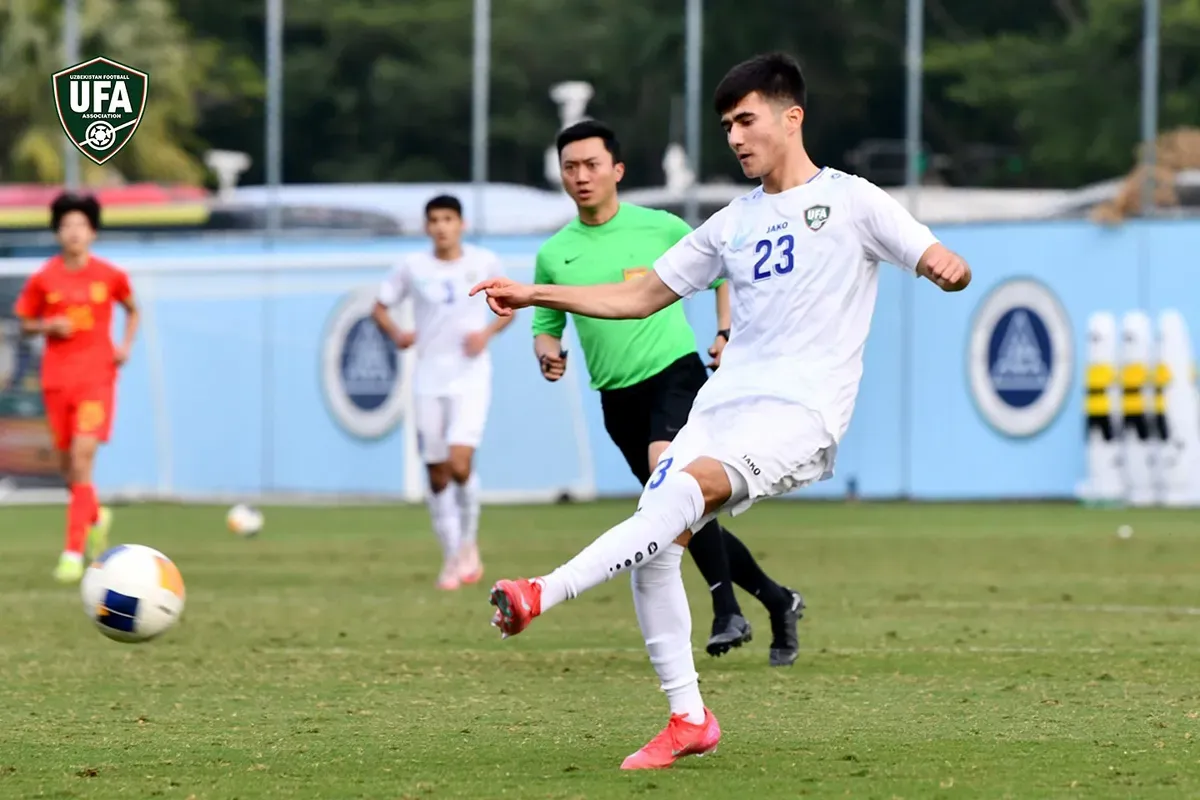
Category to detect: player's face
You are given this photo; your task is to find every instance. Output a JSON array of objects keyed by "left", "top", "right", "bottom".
[
  {"left": 425, "top": 208, "right": 463, "bottom": 251},
  {"left": 559, "top": 138, "right": 624, "bottom": 210},
  {"left": 55, "top": 210, "right": 96, "bottom": 256},
  {"left": 720, "top": 92, "right": 801, "bottom": 179}
]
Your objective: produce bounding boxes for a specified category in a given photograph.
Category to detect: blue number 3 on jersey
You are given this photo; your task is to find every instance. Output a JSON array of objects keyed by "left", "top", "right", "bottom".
[{"left": 752, "top": 234, "right": 795, "bottom": 281}]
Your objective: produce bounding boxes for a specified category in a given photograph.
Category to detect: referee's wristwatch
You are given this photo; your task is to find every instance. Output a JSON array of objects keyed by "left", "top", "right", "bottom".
[{"left": 716, "top": 329, "right": 731, "bottom": 341}]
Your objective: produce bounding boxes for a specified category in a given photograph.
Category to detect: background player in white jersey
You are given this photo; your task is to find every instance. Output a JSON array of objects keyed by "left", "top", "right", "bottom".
[
  {"left": 470, "top": 53, "right": 971, "bottom": 769},
  {"left": 373, "top": 195, "right": 513, "bottom": 590}
]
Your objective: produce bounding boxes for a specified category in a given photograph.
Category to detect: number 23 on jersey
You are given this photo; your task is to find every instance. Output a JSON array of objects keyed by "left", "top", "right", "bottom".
[{"left": 752, "top": 234, "right": 795, "bottom": 282}]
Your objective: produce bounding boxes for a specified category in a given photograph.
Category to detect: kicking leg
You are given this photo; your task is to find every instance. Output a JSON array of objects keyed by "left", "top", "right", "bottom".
[
  {"left": 490, "top": 456, "right": 733, "bottom": 769},
  {"left": 489, "top": 456, "right": 734, "bottom": 635}
]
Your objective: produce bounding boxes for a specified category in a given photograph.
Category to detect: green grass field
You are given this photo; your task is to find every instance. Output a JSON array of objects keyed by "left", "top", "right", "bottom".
[{"left": 0, "top": 500, "right": 1198, "bottom": 799}]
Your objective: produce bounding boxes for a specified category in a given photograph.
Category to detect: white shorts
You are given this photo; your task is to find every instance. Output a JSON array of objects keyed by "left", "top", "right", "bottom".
[
  {"left": 413, "top": 389, "right": 490, "bottom": 464},
  {"left": 641, "top": 398, "right": 837, "bottom": 531}
]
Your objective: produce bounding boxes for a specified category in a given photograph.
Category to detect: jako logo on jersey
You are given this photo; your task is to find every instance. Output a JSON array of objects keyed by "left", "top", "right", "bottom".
[
  {"left": 741, "top": 455, "right": 762, "bottom": 476},
  {"left": 767, "top": 222, "right": 788, "bottom": 233},
  {"left": 968, "top": 278, "right": 1073, "bottom": 438},
  {"left": 321, "top": 288, "right": 408, "bottom": 439},
  {"left": 53, "top": 57, "right": 148, "bottom": 166},
  {"left": 804, "top": 205, "right": 830, "bottom": 231}
]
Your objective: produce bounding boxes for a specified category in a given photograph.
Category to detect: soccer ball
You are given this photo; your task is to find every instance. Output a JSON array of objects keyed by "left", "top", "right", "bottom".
[
  {"left": 226, "top": 504, "right": 264, "bottom": 537},
  {"left": 80, "top": 545, "right": 186, "bottom": 643}
]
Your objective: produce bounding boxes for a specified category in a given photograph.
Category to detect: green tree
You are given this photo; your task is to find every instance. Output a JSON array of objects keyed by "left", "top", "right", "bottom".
[
  {"left": 0, "top": 0, "right": 256, "bottom": 185},
  {"left": 927, "top": 0, "right": 1200, "bottom": 186},
  {"left": 172, "top": 0, "right": 1162, "bottom": 191},
  {"left": 272, "top": 0, "right": 691, "bottom": 186}
]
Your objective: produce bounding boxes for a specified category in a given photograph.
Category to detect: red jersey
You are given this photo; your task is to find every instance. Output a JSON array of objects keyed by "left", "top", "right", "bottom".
[{"left": 13, "top": 255, "right": 132, "bottom": 390}]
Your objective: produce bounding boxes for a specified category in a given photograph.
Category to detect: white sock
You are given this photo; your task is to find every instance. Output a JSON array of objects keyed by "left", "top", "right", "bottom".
[
  {"left": 536, "top": 471, "right": 706, "bottom": 611},
  {"left": 632, "top": 543, "right": 705, "bottom": 724},
  {"left": 425, "top": 487, "right": 461, "bottom": 561},
  {"left": 455, "top": 472, "right": 480, "bottom": 546}
]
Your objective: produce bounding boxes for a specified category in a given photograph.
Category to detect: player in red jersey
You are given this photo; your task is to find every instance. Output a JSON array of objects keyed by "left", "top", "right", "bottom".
[{"left": 13, "top": 193, "right": 139, "bottom": 583}]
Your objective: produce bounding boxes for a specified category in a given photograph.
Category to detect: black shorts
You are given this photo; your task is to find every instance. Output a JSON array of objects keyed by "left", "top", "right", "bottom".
[{"left": 600, "top": 353, "right": 707, "bottom": 485}]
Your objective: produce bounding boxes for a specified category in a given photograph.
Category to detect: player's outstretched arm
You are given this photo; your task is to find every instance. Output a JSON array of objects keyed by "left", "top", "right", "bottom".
[
  {"left": 471, "top": 272, "right": 680, "bottom": 321},
  {"left": 916, "top": 243, "right": 971, "bottom": 292}
]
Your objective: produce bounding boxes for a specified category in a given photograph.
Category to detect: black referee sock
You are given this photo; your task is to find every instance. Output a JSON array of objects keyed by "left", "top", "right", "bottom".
[
  {"left": 687, "top": 520, "right": 743, "bottom": 618},
  {"left": 721, "top": 527, "right": 791, "bottom": 614}
]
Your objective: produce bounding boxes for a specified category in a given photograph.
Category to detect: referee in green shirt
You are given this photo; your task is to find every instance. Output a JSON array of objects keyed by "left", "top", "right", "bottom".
[{"left": 531, "top": 120, "right": 803, "bottom": 666}]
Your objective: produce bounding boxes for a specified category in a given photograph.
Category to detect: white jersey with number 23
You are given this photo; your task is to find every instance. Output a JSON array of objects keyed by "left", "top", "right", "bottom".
[
  {"left": 654, "top": 168, "right": 937, "bottom": 443},
  {"left": 645, "top": 168, "right": 939, "bottom": 517}
]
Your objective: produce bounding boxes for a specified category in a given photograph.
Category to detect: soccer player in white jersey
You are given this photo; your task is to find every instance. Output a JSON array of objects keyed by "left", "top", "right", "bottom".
[
  {"left": 470, "top": 52, "right": 971, "bottom": 769},
  {"left": 373, "top": 195, "right": 513, "bottom": 590}
]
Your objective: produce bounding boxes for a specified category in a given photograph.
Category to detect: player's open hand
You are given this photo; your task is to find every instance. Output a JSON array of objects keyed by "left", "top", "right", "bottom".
[
  {"left": 463, "top": 330, "right": 490, "bottom": 357},
  {"left": 469, "top": 277, "right": 533, "bottom": 317},
  {"left": 392, "top": 330, "right": 416, "bottom": 350},
  {"left": 44, "top": 316, "right": 73, "bottom": 338},
  {"left": 919, "top": 245, "right": 971, "bottom": 292}
]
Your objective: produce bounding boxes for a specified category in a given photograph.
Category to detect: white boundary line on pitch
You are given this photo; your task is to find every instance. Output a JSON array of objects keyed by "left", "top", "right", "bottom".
[{"left": 865, "top": 599, "right": 1200, "bottom": 617}]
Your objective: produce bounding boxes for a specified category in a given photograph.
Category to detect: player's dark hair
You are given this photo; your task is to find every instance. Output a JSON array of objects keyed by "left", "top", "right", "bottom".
[
  {"left": 555, "top": 120, "right": 622, "bottom": 164},
  {"left": 424, "top": 194, "right": 463, "bottom": 219},
  {"left": 713, "top": 52, "right": 807, "bottom": 115},
  {"left": 49, "top": 192, "right": 101, "bottom": 232}
]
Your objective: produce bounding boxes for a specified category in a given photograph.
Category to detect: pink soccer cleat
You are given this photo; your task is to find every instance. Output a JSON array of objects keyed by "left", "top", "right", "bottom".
[
  {"left": 488, "top": 578, "right": 542, "bottom": 638},
  {"left": 619, "top": 708, "right": 721, "bottom": 770}
]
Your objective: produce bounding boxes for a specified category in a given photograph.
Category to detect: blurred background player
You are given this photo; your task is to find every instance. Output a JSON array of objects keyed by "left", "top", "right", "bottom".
[
  {"left": 13, "top": 193, "right": 138, "bottom": 583},
  {"left": 373, "top": 195, "right": 513, "bottom": 590},
  {"left": 533, "top": 120, "right": 804, "bottom": 665}
]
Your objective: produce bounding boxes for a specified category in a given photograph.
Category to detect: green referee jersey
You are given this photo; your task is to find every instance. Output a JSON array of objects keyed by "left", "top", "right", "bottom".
[{"left": 532, "top": 202, "right": 720, "bottom": 391}]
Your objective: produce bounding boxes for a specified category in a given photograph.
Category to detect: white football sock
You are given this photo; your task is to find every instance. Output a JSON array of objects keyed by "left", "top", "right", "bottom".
[
  {"left": 425, "top": 486, "right": 461, "bottom": 560},
  {"left": 455, "top": 472, "right": 481, "bottom": 546},
  {"left": 632, "top": 543, "right": 705, "bottom": 724},
  {"left": 536, "top": 470, "right": 706, "bottom": 611}
]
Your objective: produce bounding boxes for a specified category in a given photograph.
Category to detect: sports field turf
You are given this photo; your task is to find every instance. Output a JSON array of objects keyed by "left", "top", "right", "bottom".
[{"left": 0, "top": 500, "right": 1197, "bottom": 799}]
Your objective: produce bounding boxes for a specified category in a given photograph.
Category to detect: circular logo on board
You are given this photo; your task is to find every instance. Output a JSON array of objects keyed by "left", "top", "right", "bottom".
[
  {"left": 968, "top": 278, "right": 1073, "bottom": 438},
  {"left": 321, "top": 289, "right": 406, "bottom": 439}
]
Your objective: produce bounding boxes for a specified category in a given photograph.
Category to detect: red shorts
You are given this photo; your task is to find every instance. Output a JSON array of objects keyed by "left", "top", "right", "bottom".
[{"left": 43, "top": 383, "right": 115, "bottom": 452}]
